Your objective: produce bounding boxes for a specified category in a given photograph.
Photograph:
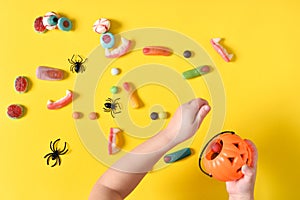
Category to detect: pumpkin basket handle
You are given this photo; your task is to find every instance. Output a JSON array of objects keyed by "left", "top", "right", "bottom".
[{"left": 198, "top": 131, "right": 235, "bottom": 177}]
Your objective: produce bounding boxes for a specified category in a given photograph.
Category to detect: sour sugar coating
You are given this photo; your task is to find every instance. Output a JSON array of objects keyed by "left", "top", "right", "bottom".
[
  {"left": 47, "top": 90, "right": 73, "bottom": 110},
  {"left": 122, "top": 82, "right": 142, "bottom": 109},
  {"left": 105, "top": 37, "right": 132, "bottom": 58},
  {"left": 108, "top": 128, "right": 122, "bottom": 155},
  {"left": 93, "top": 18, "right": 111, "bottom": 34},
  {"left": 210, "top": 38, "right": 234, "bottom": 62},
  {"left": 164, "top": 148, "right": 192, "bottom": 163},
  {"left": 36, "top": 66, "right": 64, "bottom": 81},
  {"left": 142, "top": 46, "right": 173, "bottom": 56},
  {"left": 182, "top": 65, "right": 211, "bottom": 79}
]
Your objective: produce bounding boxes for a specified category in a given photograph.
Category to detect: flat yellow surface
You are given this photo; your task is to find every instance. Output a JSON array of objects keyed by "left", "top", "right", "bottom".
[{"left": 1, "top": 0, "right": 300, "bottom": 199}]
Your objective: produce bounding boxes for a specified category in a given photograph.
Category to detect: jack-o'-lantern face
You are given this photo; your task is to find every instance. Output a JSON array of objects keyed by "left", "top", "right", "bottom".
[{"left": 199, "top": 131, "right": 252, "bottom": 182}]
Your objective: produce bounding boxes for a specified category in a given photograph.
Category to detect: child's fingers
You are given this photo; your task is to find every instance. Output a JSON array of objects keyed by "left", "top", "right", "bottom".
[
  {"left": 195, "top": 104, "right": 211, "bottom": 126},
  {"left": 244, "top": 139, "right": 258, "bottom": 168}
]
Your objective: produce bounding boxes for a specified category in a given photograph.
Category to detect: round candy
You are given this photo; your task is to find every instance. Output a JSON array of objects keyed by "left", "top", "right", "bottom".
[
  {"left": 100, "top": 32, "right": 115, "bottom": 49},
  {"left": 93, "top": 18, "right": 110, "bottom": 34},
  {"left": 57, "top": 17, "right": 72, "bottom": 31},
  {"left": 150, "top": 112, "right": 159, "bottom": 120},
  {"left": 158, "top": 112, "right": 168, "bottom": 119},
  {"left": 111, "top": 68, "right": 120, "bottom": 76},
  {"left": 43, "top": 12, "right": 60, "bottom": 30},
  {"left": 183, "top": 50, "right": 192, "bottom": 58},
  {"left": 7, "top": 104, "right": 24, "bottom": 119},
  {"left": 34, "top": 16, "right": 47, "bottom": 33},
  {"left": 72, "top": 112, "right": 82, "bottom": 119},
  {"left": 110, "top": 86, "right": 119, "bottom": 94},
  {"left": 89, "top": 112, "right": 99, "bottom": 120}
]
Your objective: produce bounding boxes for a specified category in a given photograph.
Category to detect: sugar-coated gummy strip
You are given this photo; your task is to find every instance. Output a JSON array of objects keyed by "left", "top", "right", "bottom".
[
  {"left": 36, "top": 66, "right": 64, "bottom": 81},
  {"left": 47, "top": 90, "right": 73, "bottom": 110},
  {"left": 210, "top": 38, "right": 233, "bottom": 62},
  {"left": 142, "top": 46, "right": 172, "bottom": 56},
  {"left": 108, "top": 128, "right": 121, "bottom": 155},
  {"left": 122, "top": 82, "right": 141, "bottom": 109},
  {"left": 182, "top": 65, "right": 211, "bottom": 79},
  {"left": 164, "top": 148, "right": 191, "bottom": 163}
]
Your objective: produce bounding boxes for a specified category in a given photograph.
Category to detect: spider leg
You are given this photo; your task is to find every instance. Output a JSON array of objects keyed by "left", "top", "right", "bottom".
[
  {"left": 103, "top": 108, "right": 111, "bottom": 112},
  {"left": 53, "top": 138, "right": 60, "bottom": 152},
  {"left": 49, "top": 141, "right": 54, "bottom": 152},
  {"left": 110, "top": 111, "right": 115, "bottom": 118},
  {"left": 46, "top": 155, "right": 52, "bottom": 165},
  {"left": 44, "top": 153, "right": 52, "bottom": 158},
  {"left": 60, "top": 142, "right": 69, "bottom": 155},
  {"left": 78, "top": 55, "right": 83, "bottom": 63},
  {"left": 58, "top": 156, "right": 61, "bottom": 166},
  {"left": 112, "top": 109, "right": 121, "bottom": 115},
  {"left": 106, "top": 98, "right": 113, "bottom": 102},
  {"left": 68, "top": 54, "right": 75, "bottom": 63},
  {"left": 51, "top": 157, "right": 58, "bottom": 167}
]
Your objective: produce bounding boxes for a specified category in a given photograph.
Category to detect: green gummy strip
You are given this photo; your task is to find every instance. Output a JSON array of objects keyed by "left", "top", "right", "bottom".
[
  {"left": 182, "top": 66, "right": 209, "bottom": 79},
  {"left": 164, "top": 147, "right": 191, "bottom": 163}
]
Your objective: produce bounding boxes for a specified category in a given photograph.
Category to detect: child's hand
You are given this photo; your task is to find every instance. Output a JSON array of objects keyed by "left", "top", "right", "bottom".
[
  {"left": 226, "top": 140, "right": 258, "bottom": 200},
  {"left": 164, "top": 98, "right": 211, "bottom": 145}
]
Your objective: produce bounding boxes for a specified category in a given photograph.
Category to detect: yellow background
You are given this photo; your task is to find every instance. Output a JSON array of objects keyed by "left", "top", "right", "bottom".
[{"left": 1, "top": 0, "right": 300, "bottom": 199}]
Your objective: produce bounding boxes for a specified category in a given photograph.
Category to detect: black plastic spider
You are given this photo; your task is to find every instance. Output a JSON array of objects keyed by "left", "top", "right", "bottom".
[
  {"left": 44, "top": 138, "right": 68, "bottom": 167},
  {"left": 68, "top": 54, "right": 87, "bottom": 73},
  {"left": 103, "top": 98, "right": 121, "bottom": 118}
]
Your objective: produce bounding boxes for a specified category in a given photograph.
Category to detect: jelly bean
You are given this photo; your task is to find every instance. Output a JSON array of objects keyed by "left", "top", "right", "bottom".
[
  {"left": 72, "top": 112, "right": 82, "bottom": 119},
  {"left": 110, "top": 86, "right": 119, "bottom": 94},
  {"left": 89, "top": 112, "right": 99, "bottom": 120},
  {"left": 111, "top": 68, "right": 120, "bottom": 76},
  {"left": 183, "top": 50, "right": 192, "bottom": 58},
  {"left": 150, "top": 112, "right": 159, "bottom": 120},
  {"left": 158, "top": 112, "right": 168, "bottom": 119}
]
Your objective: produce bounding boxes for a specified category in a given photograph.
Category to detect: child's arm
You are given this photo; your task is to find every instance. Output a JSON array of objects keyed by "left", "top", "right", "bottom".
[{"left": 89, "top": 98, "right": 211, "bottom": 200}]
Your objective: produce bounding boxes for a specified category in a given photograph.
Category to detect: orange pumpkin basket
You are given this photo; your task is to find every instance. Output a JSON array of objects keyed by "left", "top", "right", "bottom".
[{"left": 198, "top": 131, "right": 252, "bottom": 182}]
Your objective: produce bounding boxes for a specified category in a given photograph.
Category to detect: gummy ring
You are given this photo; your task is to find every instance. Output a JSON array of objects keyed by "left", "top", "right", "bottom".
[
  {"left": 57, "top": 17, "right": 72, "bottom": 31},
  {"left": 100, "top": 32, "right": 115, "bottom": 49}
]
